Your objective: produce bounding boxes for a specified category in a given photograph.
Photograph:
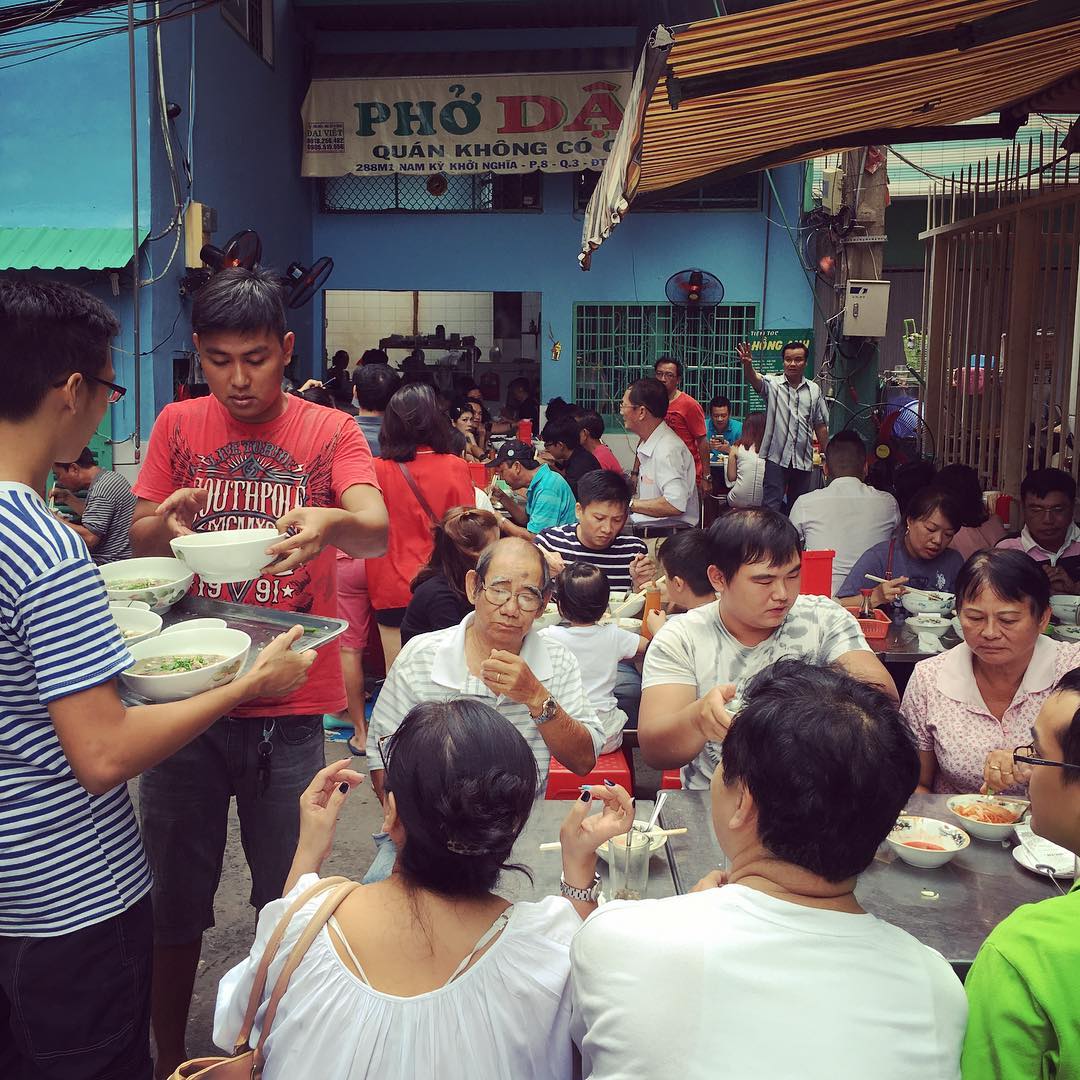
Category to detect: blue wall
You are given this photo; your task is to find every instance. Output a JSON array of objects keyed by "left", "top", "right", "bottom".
[{"left": 311, "top": 165, "right": 813, "bottom": 401}]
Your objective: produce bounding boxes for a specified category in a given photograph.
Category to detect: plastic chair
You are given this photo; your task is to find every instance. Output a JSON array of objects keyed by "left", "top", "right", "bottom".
[
  {"left": 545, "top": 749, "right": 634, "bottom": 800},
  {"left": 800, "top": 550, "right": 835, "bottom": 596},
  {"left": 659, "top": 769, "right": 683, "bottom": 790}
]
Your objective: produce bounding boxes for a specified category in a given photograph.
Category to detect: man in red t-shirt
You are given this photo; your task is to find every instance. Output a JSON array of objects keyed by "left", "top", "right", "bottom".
[
  {"left": 654, "top": 356, "right": 710, "bottom": 493},
  {"left": 129, "top": 268, "right": 387, "bottom": 1075}
]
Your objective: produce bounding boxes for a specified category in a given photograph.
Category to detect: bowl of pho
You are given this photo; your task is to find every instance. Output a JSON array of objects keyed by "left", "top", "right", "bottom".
[
  {"left": 121, "top": 628, "right": 251, "bottom": 702},
  {"left": 101, "top": 558, "right": 194, "bottom": 613},
  {"left": 111, "top": 606, "right": 163, "bottom": 647}
]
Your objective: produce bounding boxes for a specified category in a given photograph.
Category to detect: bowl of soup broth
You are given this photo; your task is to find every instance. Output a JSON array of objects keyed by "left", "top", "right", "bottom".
[
  {"left": 100, "top": 557, "right": 194, "bottom": 614},
  {"left": 887, "top": 815, "right": 970, "bottom": 868},
  {"left": 120, "top": 628, "right": 251, "bottom": 702},
  {"left": 111, "top": 606, "right": 163, "bottom": 647}
]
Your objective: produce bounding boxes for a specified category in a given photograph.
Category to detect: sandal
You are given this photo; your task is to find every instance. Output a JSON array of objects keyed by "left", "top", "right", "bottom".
[{"left": 346, "top": 737, "right": 367, "bottom": 757}]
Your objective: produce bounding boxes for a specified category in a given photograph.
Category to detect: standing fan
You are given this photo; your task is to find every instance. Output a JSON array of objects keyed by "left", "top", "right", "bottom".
[
  {"left": 665, "top": 269, "right": 725, "bottom": 308},
  {"left": 843, "top": 401, "right": 936, "bottom": 490},
  {"left": 284, "top": 257, "right": 334, "bottom": 309}
]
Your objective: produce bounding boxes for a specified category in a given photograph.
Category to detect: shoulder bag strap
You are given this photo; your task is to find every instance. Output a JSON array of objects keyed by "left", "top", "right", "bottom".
[
  {"left": 232, "top": 876, "right": 349, "bottom": 1052},
  {"left": 253, "top": 881, "right": 362, "bottom": 1069},
  {"left": 885, "top": 537, "right": 896, "bottom": 580},
  {"left": 397, "top": 461, "right": 439, "bottom": 525}
]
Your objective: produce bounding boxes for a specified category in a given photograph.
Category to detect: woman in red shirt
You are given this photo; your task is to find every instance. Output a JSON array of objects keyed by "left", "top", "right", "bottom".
[{"left": 367, "top": 383, "right": 475, "bottom": 667}]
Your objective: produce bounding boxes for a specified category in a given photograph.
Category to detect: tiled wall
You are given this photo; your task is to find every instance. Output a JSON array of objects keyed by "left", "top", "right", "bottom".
[{"left": 325, "top": 289, "right": 494, "bottom": 367}]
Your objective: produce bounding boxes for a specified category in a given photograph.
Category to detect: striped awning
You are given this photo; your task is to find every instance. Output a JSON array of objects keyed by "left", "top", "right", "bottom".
[{"left": 580, "top": 0, "right": 1080, "bottom": 267}]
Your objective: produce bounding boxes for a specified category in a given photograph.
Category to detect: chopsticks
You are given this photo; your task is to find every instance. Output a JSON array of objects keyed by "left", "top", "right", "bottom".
[
  {"left": 609, "top": 576, "right": 667, "bottom": 619},
  {"left": 863, "top": 574, "right": 941, "bottom": 598},
  {"left": 538, "top": 827, "right": 686, "bottom": 852}
]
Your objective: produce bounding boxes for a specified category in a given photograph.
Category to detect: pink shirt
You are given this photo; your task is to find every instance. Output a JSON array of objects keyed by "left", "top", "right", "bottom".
[
  {"left": 901, "top": 637, "right": 1080, "bottom": 794},
  {"left": 590, "top": 442, "right": 623, "bottom": 474},
  {"left": 996, "top": 524, "right": 1080, "bottom": 565},
  {"left": 949, "top": 517, "right": 1006, "bottom": 561}
]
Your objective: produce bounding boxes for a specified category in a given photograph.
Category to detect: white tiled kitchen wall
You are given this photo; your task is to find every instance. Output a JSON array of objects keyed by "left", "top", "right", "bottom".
[{"left": 324, "top": 290, "right": 494, "bottom": 367}]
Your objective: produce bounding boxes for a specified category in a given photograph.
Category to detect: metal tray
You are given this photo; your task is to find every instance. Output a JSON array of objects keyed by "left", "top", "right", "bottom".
[{"left": 120, "top": 597, "right": 348, "bottom": 705}]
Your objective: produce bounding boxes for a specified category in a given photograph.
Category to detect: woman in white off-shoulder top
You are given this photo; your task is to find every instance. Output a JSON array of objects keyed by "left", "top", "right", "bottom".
[{"left": 213, "top": 698, "right": 632, "bottom": 1080}]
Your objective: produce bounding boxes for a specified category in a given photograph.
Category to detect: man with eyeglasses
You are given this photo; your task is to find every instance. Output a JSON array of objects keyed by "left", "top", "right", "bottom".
[
  {"left": 997, "top": 467, "right": 1080, "bottom": 594},
  {"left": 962, "top": 666, "right": 1080, "bottom": 1078},
  {"left": 361, "top": 537, "right": 604, "bottom": 880}
]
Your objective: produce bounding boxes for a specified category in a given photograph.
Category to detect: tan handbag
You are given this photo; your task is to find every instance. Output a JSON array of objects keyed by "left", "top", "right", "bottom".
[{"left": 168, "top": 876, "right": 361, "bottom": 1079}]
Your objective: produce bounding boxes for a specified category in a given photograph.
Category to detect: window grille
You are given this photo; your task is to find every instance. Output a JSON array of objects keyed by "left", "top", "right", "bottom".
[{"left": 321, "top": 172, "right": 542, "bottom": 213}]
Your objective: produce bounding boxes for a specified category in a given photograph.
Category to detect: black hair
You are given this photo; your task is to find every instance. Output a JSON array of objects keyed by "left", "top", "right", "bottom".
[
  {"left": 294, "top": 385, "right": 334, "bottom": 408},
  {"left": 723, "top": 659, "right": 920, "bottom": 882},
  {"left": 191, "top": 267, "right": 287, "bottom": 340},
  {"left": 576, "top": 468, "right": 632, "bottom": 509},
  {"left": 381, "top": 700, "right": 538, "bottom": 896},
  {"left": 0, "top": 279, "right": 119, "bottom": 422},
  {"left": 954, "top": 548, "right": 1051, "bottom": 617},
  {"left": 541, "top": 415, "right": 583, "bottom": 450},
  {"left": 379, "top": 383, "right": 457, "bottom": 461},
  {"left": 655, "top": 355, "right": 682, "bottom": 376},
  {"left": 824, "top": 429, "right": 866, "bottom": 477},
  {"left": 1052, "top": 667, "right": 1080, "bottom": 785},
  {"left": 411, "top": 506, "right": 500, "bottom": 597},
  {"left": 627, "top": 377, "right": 669, "bottom": 420},
  {"left": 782, "top": 341, "right": 809, "bottom": 360},
  {"left": 893, "top": 460, "right": 937, "bottom": 517},
  {"left": 331, "top": 350, "right": 350, "bottom": 369},
  {"left": 1021, "top": 467, "right": 1076, "bottom": 505},
  {"left": 905, "top": 486, "right": 963, "bottom": 532},
  {"left": 352, "top": 363, "right": 401, "bottom": 411},
  {"left": 555, "top": 563, "right": 609, "bottom": 624},
  {"left": 935, "top": 464, "right": 989, "bottom": 528},
  {"left": 55, "top": 447, "right": 97, "bottom": 470},
  {"left": 580, "top": 409, "right": 605, "bottom": 441},
  {"left": 709, "top": 395, "right": 732, "bottom": 411},
  {"left": 658, "top": 529, "right": 714, "bottom": 596},
  {"left": 706, "top": 508, "right": 802, "bottom": 584},
  {"left": 448, "top": 402, "right": 474, "bottom": 425},
  {"left": 360, "top": 348, "right": 390, "bottom": 366},
  {"left": 545, "top": 396, "right": 574, "bottom": 421}
]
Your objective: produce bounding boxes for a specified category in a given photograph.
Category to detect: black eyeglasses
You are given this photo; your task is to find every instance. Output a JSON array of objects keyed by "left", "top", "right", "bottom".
[
  {"left": 52, "top": 373, "right": 127, "bottom": 404},
  {"left": 1013, "top": 744, "right": 1080, "bottom": 772}
]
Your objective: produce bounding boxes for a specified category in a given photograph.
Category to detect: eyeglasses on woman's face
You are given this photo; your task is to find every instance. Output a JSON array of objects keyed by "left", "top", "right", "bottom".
[{"left": 1013, "top": 743, "right": 1080, "bottom": 772}]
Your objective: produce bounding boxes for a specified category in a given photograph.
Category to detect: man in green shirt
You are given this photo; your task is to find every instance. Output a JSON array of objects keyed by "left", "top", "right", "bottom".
[
  {"left": 489, "top": 440, "right": 576, "bottom": 540},
  {"left": 962, "top": 666, "right": 1080, "bottom": 1080}
]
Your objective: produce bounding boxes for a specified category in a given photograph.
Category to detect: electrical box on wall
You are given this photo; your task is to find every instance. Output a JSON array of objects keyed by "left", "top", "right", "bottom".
[
  {"left": 821, "top": 166, "right": 844, "bottom": 214},
  {"left": 843, "top": 279, "right": 891, "bottom": 337},
  {"left": 184, "top": 202, "right": 217, "bottom": 268}
]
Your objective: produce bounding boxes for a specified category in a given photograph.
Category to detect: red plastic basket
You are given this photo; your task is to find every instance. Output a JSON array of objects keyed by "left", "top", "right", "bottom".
[{"left": 856, "top": 609, "right": 891, "bottom": 639}]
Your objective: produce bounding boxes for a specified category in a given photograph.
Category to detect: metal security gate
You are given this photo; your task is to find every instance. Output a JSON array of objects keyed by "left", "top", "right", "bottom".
[{"left": 573, "top": 302, "right": 759, "bottom": 425}]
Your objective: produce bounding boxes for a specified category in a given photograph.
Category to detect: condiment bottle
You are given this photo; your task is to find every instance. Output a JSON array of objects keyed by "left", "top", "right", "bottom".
[
  {"left": 641, "top": 587, "right": 662, "bottom": 639},
  {"left": 858, "top": 588, "right": 875, "bottom": 620}
]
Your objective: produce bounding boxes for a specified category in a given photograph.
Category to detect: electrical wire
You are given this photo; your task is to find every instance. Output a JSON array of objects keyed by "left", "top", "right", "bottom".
[{"left": 887, "top": 144, "right": 1072, "bottom": 186}]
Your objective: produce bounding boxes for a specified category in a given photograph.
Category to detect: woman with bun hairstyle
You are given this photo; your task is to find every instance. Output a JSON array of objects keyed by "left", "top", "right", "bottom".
[{"left": 213, "top": 699, "right": 633, "bottom": 1079}]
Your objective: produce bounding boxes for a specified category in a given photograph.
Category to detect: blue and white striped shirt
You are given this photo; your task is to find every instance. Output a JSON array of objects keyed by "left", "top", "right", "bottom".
[{"left": 0, "top": 483, "right": 150, "bottom": 937}]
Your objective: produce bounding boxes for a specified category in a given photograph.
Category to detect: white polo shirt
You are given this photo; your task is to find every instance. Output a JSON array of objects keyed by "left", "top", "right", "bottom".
[
  {"left": 632, "top": 421, "right": 699, "bottom": 527},
  {"left": 789, "top": 477, "right": 901, "bottom": 594},
  {"left": 365, "top": 613, "right": 604, "bottom": 789}
]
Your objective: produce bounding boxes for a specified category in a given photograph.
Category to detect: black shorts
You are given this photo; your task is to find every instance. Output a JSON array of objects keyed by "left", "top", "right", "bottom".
[{"left": 0, "top": 894, "right": 153, "bottom": 1079}]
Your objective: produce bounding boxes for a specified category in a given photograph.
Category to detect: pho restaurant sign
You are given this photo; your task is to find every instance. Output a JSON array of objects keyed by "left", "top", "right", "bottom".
[{"left": 301, "top": 71, "right": 632, "bottom": 177}]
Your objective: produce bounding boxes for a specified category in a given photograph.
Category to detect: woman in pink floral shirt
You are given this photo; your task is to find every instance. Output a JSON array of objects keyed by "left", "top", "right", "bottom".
[{"left": 902, "top": 549, "right": 1080, "bottom": 795}]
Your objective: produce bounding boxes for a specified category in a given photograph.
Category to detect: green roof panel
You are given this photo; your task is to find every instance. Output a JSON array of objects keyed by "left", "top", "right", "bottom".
[{"left": 0, "top": 226, "right": 148, "bottom": 271}]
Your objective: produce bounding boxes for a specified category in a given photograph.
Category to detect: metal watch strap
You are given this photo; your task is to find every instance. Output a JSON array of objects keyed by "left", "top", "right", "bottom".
[
  {"left": 560, "top": 871, "right": 601, "bottom": 903},
  {"left": 531, "top": 694, "right": 557, "bottom": 725}
]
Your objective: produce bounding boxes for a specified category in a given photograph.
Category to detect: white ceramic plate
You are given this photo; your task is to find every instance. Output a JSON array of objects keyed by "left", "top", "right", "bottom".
[{"left": 1012, "top": 844, "right": 1076, "bottom": 879}]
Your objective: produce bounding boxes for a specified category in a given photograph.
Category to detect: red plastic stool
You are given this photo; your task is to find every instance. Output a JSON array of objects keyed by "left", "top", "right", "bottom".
[
  {"left": 659, "top": 769, "right": 683, "bottom": 790},
  {"left": 545, "top": 749, "right": 634, "bottom": 800}
]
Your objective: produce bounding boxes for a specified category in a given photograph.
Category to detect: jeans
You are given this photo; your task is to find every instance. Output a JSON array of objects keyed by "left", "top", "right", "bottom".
[
  {"left": 0, "top": 895, "right": 153, "bottom": 1080},
  {"left": 362, "top": 833, "right": 398, "bottom": 884},
  {"left": 139, "top": 714, "right": 326, "bottom": 944},
  {"left": 613, "top": 660, "right": 642, "bottom": 732},
  {"left": 763, "top": 461, "right": 814, "bottom": 514}
]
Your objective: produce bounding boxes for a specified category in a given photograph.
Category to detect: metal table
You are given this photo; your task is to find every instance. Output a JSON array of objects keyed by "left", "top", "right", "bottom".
[
  {"left": 867, "top": 618, "right": 960, "bottom": 664},
  {"left": 660, "top": 791, "right": 1055, "bottom": 975},
  {"left": 500, "top": 799, "right": 676, "bottom": 902}
]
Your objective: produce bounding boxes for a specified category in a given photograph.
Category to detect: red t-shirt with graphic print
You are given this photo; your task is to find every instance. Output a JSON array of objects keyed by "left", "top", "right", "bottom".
[{"left": 133, "top": 394, "right": 380, "bottom": 717}]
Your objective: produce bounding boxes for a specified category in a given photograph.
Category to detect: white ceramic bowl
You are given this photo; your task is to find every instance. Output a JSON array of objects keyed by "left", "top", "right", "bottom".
[
  {"left": 617, "top": 617, "right": 643, "bottom": 634},
  {"left": 888, "top": 815, "right": 970, "bottom": 868},
  {"left": 906, "top": 613, "right": 951, "bottom": 637},
  {"left": 1054, "top": 624, "right": 1080, "bottom": 643},
  {"left": 109, "top": 599, "right": 151, "bottom": 611},
  {"left": 170, "top": 528, "right": 282, "bottom": 584},
  {"left": 608, "top": 591, "right": 645, "bottom": 617},
  {"left": 901, "top": 591, "right": 955, "bottom": 615},
  {"left": 597, "top": 820, "right": 668, "bottom": 863},
  {"left": 111, "top": 606, "right": 163, "bottom": 646},
  {"left": 100, "top": 558, "right": 194, "bottom": 614},
  {"left": 950, "top": 615, "right": 964, "bottom": 639},
  {"left": 1050, "top": 594, "right": 1080, "bottom": 625},
  {"left": 946, "top": 795, "right": 1029, "bottom": 841},
  {"left": 162, "top": 618, "right": 228, "bottom": 635},
  {"left": 120, "top": 628, "right": 251, "bottom": 703}
]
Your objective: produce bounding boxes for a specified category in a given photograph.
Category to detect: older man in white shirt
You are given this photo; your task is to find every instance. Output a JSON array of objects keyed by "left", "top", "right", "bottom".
[
  {"left": 621, "top": 377, "right": 699, "bottom": 536},
  {"left": 789, "top": 430, "right": 900, "bottom": 594}
]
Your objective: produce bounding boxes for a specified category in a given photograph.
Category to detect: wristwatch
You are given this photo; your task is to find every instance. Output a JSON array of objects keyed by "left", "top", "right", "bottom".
[
  {"left": 530, "top": 694, "right": 558, "bottom": 725},
  {"left": 560, "top": 871, "right": 602, "bottom": 903}
]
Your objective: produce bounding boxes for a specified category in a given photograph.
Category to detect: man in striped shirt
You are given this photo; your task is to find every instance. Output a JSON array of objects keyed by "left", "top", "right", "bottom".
[
  {"left": 738, "top": 340, "right": 828, "bottom": 514},
  {"left": 0, "top": 280, "right": 313, "bottom": 1079},
  {"left": 535, "top": 470, "right": 656, "bottom": 593},
  {"left": 51, "top": 446, "right": 137, "bottom": 563}
]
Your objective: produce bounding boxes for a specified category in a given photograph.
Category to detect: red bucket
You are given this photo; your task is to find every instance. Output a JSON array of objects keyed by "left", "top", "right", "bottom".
[{"left": 800, "top": 550, "right": 835, "bottom": 597}]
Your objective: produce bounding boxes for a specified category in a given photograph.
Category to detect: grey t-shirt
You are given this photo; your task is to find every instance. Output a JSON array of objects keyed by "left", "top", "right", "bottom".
[{"left": 642, "top": 595, "right": 870, "bottom": 788}]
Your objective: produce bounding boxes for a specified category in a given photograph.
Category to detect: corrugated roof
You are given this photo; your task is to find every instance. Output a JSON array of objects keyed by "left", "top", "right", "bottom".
[
  {"left": 580, "top": 0, "right": 1080, "bottom": 265},
  {"left": 0, "top": 226, "right": 147, "bottom": 271}
]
